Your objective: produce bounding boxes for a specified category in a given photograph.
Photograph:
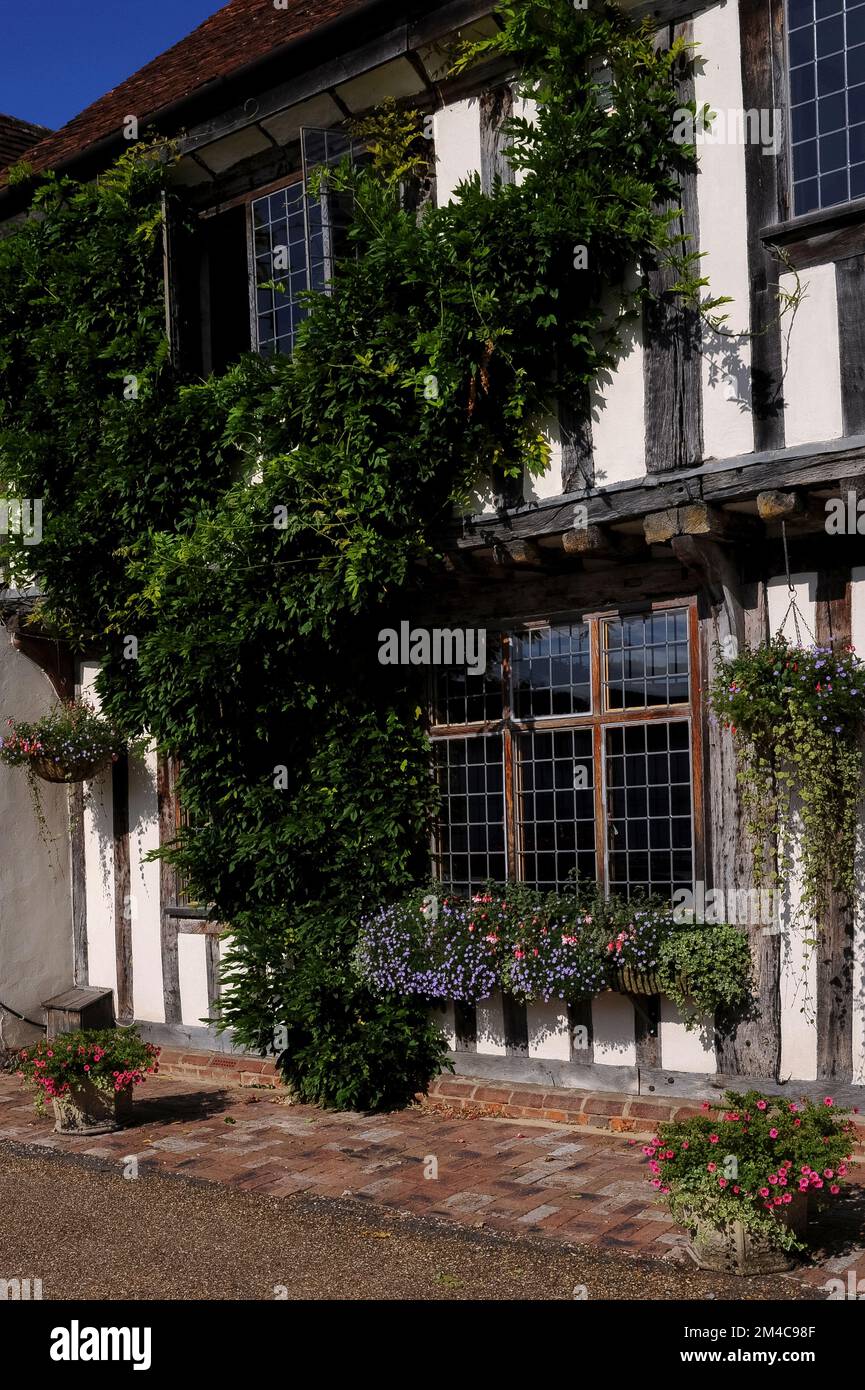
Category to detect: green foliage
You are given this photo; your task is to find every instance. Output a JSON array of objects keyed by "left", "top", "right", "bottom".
[
  {"left": 0, "top": 2, "right": 710, "bottom": 1109},
  {"left": 5, "top": 160, "right": 34, "bottom": 188},
  {"left": 650, "top": 1089, "right": 857, "bottom": 1252},
  {"left": 710, "top": 635, "right": 865, "bottom": 929},
  {"left": 0, "top": 143, "right": 235, "bottom": 617},
  {"left": 656, "top": 924, "right": 753, "bottom": 1028}
]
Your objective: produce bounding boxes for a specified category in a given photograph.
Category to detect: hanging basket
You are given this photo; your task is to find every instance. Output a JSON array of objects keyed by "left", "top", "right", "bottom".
[
  {"left": 607, "top": 967, "right": 689, "bottom": 996},
  {"left": 29, "top": 753, "right": 113, "bottom": 784},
  {"left": 608, "top": 966, "right": 662, "bottom": 995}
]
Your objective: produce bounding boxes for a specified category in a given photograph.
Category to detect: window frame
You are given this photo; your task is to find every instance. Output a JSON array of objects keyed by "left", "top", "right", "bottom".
[
  {"left": 245, "top": 170, "right": 308, "bottom": 358},
  {"left": 241, "top": 126, "right": 358, "bottom": 358},
  {"left": 428, "top": 597, "right": 704, "bottom": 898},
  {"left": 784, "top": 0, "right": 865, "bottom": 219}
]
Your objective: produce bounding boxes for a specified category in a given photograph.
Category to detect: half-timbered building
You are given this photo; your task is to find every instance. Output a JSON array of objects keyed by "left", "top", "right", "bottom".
[{"left": 1, "top": 0, "right": 864, "bottom": 1102}]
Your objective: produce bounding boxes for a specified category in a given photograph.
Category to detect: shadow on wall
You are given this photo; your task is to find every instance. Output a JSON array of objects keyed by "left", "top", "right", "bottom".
[{"left": 0, "top": 637, "right": 72, "bottom": 1049}]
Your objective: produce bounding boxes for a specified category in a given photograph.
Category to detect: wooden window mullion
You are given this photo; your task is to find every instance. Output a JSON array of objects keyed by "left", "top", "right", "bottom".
[
  {"left": 589, "top": 618, "right": 606, "bottom": 893},
  {"left": 501, "top": 633, "right": 518, "bottom": 881}
]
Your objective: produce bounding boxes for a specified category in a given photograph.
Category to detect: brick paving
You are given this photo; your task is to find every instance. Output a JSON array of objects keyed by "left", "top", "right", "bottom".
[{"left": 0, "top": 1070, "right": 862, "bottom": 1292}]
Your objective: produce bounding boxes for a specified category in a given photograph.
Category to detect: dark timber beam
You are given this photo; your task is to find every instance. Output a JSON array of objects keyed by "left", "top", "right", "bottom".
[
  {"left": 643, "top": 19, "right": 702, "bottom": 473},
  {"left": 112, "top": 756, "right": 133, "bottom": 1024},
  {"left": 815, "top": 570, "right": 855, "bottom": 1081},
  {"left": 739, "top": 0, "right": 787, "bottom": 449},
  {"left": 448, "top": 436, "right": 865, "bottom": 551},
  {"left": 836, "top": 257, "right": 865, "bottom": 436},
  {"left": 70, "top": 783, "right": 88, "bottom": 988},
  {"left": 157, "top": 754, "right": 183, "bottom": 1027}
]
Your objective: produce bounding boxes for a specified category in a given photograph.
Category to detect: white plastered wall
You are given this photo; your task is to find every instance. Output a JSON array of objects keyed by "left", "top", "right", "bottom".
[
  {"left": 779, "top": 263, "right": 843, "bottom": 447},
  {"left": 128, "top": 744, "right": 164, "bottom": 1023},
  {"left": 178, "top": 933, "right": 210, "bottom": 1029},
  {"left": 767, "top": 573, "right": 819, "bottom": 1081},
  {"left": 0, "top": 638, "right": 72, "bottom": 1048},
  {"left": 590, "top": 305, "right": 646, "bottom": 487},
  {"left": 693, "top": 0, "right": 755, "bottom": 459},
  {"left": 79, "top": 661, "right": 116, "bottom": 1003}
]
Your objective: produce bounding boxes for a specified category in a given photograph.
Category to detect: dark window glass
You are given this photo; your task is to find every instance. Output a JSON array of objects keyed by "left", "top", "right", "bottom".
[
  {"left": 432, "top": 638, "right": 503, "bottom": 726},
  {"left": 603, "top": 610, "right": 689, "bottom": 710},
  {"left": 433, "top": 736, "right": 506, "bottom": 894},
  {"left": 517, "top": 728, "right": 595, "bottom": 891},
  {"left": 789, "top": 0, "right": 865, "bottom": 212},
  {"left": 511, "top": 624, "right": 591, "bottom": 719},
  {"left": 605, "top": 721, "right": 693, "bottom": 901},
  {"left": 431, "top": 615, "right": 697, "bottom": 910}
]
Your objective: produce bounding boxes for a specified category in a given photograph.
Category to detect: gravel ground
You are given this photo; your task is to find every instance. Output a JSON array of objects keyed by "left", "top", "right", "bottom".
[{"left": 0, "top": 1143, "right": 822, "bottom": 1302}]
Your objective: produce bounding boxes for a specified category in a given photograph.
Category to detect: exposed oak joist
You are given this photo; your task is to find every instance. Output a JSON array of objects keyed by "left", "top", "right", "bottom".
[{"left": 643, "top": 501, "right": 754, "bottom": 546}]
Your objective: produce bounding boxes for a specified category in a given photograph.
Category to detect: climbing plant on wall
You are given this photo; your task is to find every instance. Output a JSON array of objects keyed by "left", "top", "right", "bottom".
[{"left": 0, "top": 1, "right": 714, "bottom": 1109}]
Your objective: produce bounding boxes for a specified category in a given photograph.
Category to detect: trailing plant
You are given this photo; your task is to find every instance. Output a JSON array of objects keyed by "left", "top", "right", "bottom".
[
  {"left": 16, "top": 1027, "right": 160, "bottom": 1114},
  {"left": 710, "top": 635, "right": 865, "bottom": 929},
  {"left": 646, "top": 1088, "right": 857, "bottom": 1253},
  {"left": 357, "top": 882, "right": 754, "bottom": 1028},
  {"left": 656, "top": 923, "right": 753, "bottom": 1028},
  {"left": 0, "top": 2, "right": 731, "bottom": 1108}
]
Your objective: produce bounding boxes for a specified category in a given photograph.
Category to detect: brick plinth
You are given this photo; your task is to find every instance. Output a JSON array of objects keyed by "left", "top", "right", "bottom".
[
  {"left": 154, "top": 1050, "right": 865, "bottom": 1157},
  {"left": 423, "top": 1074, "right": 865, "bottom": 1155},
  {"left": 157, "top": 1047, "right": 282, "bottom": 1089}
]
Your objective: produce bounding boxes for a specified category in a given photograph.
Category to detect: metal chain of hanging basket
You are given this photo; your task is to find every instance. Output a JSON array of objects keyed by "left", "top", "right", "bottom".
[{"left": 777, "top": 519, "right": 817, "bottom": 647}]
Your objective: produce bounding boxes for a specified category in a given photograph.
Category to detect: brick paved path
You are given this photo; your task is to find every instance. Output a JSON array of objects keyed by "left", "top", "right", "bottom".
[{"left": 0, "top": 1072, "right": 862, "bottom": 1292}]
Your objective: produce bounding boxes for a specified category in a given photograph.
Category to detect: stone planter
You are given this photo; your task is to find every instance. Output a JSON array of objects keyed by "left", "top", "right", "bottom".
[
  {"left": 52, "top": 1080, "right": 133, "bottom": 1135},
  {"left": 687, "top": 1193, "right": 809, "bottom": 1275}
]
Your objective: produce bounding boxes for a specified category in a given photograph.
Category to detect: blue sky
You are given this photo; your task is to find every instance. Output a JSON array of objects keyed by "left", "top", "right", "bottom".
[{"left": 1, "top": 0, "right": 223, "bottom": 131}]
